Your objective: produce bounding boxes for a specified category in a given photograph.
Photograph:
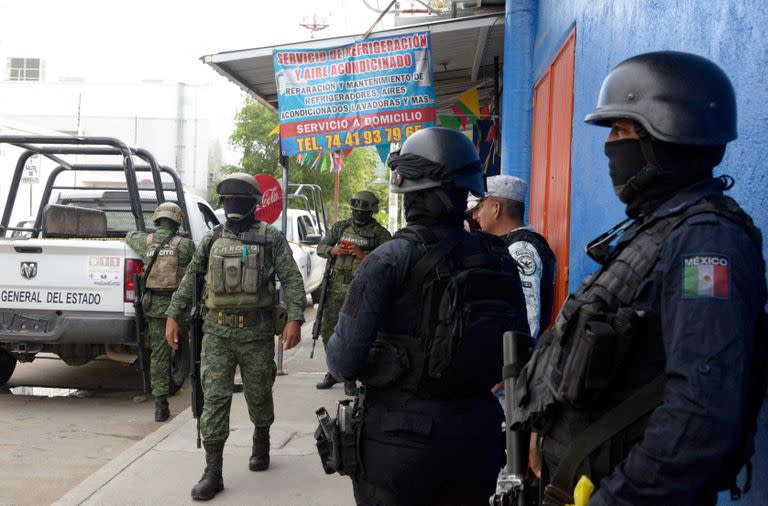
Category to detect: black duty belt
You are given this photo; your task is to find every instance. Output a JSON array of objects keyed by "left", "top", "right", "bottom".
[{"left": 208, "top": 310, "right": 269, "bottom": 328}]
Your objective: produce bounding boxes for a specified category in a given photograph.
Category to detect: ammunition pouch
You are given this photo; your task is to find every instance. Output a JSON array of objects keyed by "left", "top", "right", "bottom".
[
  {"left": 331, "top": 270, "right": 354, "bottom": 285},
  {"left": 545, "top": 300, "right": 642, "bottom": 407},
  {"left": 359, "top": 339, "right": 411, "bottom": 388},
  {"left": 314, "top": 396, "right": 364, "bottom": 477},
  {"left": 272, "top": 303, "right": 288, "bottom": 335},
  {"left": 141, "top": 290, "right": 153, "bottom": 312}
]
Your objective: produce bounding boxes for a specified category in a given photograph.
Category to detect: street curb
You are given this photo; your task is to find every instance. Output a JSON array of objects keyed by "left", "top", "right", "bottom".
[{"left": 53, "top": 406, "right": 193, "bottom": 506}]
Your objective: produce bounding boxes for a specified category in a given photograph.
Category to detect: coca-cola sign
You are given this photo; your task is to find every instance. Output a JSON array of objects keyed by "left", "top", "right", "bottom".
[{"left": 253, "top": 174, "right": 283, "bottom": 224}]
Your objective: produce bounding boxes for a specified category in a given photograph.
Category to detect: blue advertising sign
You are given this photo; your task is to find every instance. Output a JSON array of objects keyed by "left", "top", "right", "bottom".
[{"left": 273, "top": 31, "right": 436, "bottom": 155}]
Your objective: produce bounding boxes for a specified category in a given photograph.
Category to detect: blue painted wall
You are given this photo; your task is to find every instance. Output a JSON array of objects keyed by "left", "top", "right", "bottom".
[{"left": 502, "top": 0, "right": 768, "bottom": 503}]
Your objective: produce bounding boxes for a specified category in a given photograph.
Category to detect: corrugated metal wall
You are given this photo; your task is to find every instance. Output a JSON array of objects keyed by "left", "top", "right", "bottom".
[{"left": 529, "top": 30, "right": 576, "bottom": 315}]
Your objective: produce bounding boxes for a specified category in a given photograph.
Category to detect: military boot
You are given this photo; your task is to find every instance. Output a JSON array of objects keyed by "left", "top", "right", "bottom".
[
  {"left": 154, "top": 396, "right": 170, "bottom": 422},
  {"left": 249, "top": 426, "right": 270, "bottom": 471},
  {"left": 191, "top": 442, "right": 224, "bottom": 501},
  {"left": 316, "top": 372, "right": 340, "bottom": 389}
]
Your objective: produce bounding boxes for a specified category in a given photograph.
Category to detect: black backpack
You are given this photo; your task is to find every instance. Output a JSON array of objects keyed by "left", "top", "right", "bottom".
[{"left": 397, "top": 225, "right": 529, "bottom": 398}]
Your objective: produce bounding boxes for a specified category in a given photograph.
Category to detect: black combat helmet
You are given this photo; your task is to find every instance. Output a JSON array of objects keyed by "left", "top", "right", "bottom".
[
  {"left": 216, "top": 173, "right": 263, "bottom": 202},
  {"left": 388, "top": 127, "right": 484, "bottom": 197},
  {"left": 585, "top": 51, "right": 737, "bottom": 145}
]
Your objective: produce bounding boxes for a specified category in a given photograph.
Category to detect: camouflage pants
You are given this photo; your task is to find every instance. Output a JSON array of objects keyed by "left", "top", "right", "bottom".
[
  {"left": 320, "top": 282, "right": 349, "bottom": 345},
  {"left": 200, "top": 332, "right": 277, "bottom": 445},
  {"left": 147, "top": 317, "right": 171, "bottom": 398}
]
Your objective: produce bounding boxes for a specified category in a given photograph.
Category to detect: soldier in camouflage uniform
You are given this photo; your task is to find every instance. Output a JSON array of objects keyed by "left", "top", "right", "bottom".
[
  {"left": 126, "top": 202, "right": 194, "bottom": 422},
  {"left": 165, "top": 173, "right": 306, "bottom": 501},
  {"left": 315, "top": 191, "right": 391, "bottom": 394}
]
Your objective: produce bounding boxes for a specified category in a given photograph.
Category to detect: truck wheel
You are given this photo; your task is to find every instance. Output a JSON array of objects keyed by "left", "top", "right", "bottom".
[
  {"left": 0, "top": 348, "right": 17, "bottom": 386},
  {"left": 168, "top": 330, "right": 190, "bottom": 396}
]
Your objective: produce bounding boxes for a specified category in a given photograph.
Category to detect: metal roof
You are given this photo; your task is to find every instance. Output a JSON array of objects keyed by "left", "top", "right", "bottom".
[{"left": 201, "top": 13, "right": 505, "bottom": 114}]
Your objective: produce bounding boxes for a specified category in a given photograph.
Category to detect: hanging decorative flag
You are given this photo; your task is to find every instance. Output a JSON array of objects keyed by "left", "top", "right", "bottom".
[
  {"left": 449, "top": 87, "right": 481, "bottom": 127},
  {"left": 320, "top": 153, "right": 330, "bottom": 172},
  {"left": 438, "top": 115, "right": 462, "bottom": 130},
  {"left": 376, "top": 144, "right": 391, "bottom": 164},
  {"left": 485, "top": 122, "right": 498, "bottom": 142},
  {"left": 310, "top": 153, "right": 321, "bottom": 170},
  {"left": 342, "top": 148, "right": 353, "bottom": 158},
  {"left": 450, "top": 104, "right": 468, "bottom": 129},
  {"left": 457, "top": 87, "right": 480, "bottom": 121},
  {"left": 268, "top": 124, "right": 280, "bottom": 137},
  {"left": 479, "top": 104, "right": 490, "bottom": 119}
]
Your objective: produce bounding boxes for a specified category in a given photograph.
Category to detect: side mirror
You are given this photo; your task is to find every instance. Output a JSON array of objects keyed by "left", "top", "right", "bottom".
[{"left": 301, "top": 233, "right": 322, "bottom": 246}]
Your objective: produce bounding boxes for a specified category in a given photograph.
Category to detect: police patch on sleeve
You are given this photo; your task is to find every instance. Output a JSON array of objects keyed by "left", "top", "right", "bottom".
[
  {"left": 513, "top": 250, "right": 537, "bottom": 276},
  {"left": 682, "top": 254, "right": 730, "bottom": 299}
]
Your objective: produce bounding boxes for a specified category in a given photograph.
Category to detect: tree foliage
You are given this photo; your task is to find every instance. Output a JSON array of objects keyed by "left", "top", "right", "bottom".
[{"left": 218, "top": 98, "right": 389, "bottom": 226}]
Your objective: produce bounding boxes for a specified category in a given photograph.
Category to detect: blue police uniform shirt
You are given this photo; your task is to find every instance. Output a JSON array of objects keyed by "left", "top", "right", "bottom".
[{"left": 590, "top": 178, "right": 766, "bottom": 505}]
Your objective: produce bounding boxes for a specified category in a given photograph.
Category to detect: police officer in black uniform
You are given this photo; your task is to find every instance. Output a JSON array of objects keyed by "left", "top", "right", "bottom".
[
  {"left": 513, "top": 51, "right": 767, "bottom": 506},
  {"left": 325, "top": 126, "right": 530, "bottom": 505}
]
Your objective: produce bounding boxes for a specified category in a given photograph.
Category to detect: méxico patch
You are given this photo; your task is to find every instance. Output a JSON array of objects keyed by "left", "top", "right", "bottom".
[{"left": 682, "top": 255, "right": 730, "bottom": 299}]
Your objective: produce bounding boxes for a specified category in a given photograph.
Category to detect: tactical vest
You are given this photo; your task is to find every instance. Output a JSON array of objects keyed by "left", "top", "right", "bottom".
[
  {"left": 205, "top": 223, "right": 275, "bottom": 311},
  {"left": 522, "top": 194, "right": 766, "bottom": 501},
  {"left": 333, "top": 221, "right": 376, "bottom": 284},
  {"left": 502, "top": 228, "right": 556, "bottom": 337},
  {"left": 144, "top": 233, "right": 184, "bottom": 291},
  {"left": 362, "top": 226, "right": 529, "bottom": 402}
]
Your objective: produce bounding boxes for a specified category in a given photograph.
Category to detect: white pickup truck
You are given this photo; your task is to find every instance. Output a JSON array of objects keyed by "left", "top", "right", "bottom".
[{"left": 0, "top": 136, "right": 216, "bottom": 391}]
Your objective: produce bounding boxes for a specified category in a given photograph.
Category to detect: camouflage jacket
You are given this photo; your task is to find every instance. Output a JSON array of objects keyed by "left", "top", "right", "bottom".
[
  {"left": 165, "top": 221, "right": 306, "bottom": 338},
  {"left": 317, "top": 218, "right": 392, "bottom": 259},
  {"left": 126, "top": 226, "right": 195, "bottom": 318}
]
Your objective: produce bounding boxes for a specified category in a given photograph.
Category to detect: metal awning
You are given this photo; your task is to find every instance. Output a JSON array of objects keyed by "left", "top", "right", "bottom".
[{"left": 202, "top": 13, "right": 505, "bottom": 114}]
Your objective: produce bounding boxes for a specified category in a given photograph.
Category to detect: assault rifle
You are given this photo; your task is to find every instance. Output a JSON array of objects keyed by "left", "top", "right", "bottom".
[
  {"left": 132, "top": 273, "right": 151, "bottom": 394},
  {"left": 190, "top": 272, "right": 205, "bottom": 448},
  {"left": 491, "top": 331, "right": 534, "bottom": 506},
  {"left": 310, "top": 256, "right": 337, "bottom": 359}
]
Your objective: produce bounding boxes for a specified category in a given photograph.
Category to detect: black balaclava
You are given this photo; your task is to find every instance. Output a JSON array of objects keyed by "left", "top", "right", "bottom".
[
  {"left": 223, "top": 197, "right": 258, "bottom": 232},
  {"left": 604, "top": 135, "right": 725, "bottom": 218},
  {"left": 155, "top": 218, "right": 179, "bottom": 232},
  {"left": 404, "top": 187, "right": 468, "bottom": 227},
  {"left": 352, "top": 210, "right": 374, "bottom": 227}
]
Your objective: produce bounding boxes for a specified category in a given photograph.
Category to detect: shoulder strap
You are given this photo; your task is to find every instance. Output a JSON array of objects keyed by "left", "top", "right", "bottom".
[
  {"left": 201, "top": 225, "right": 225, "bottom": 271},
  {"left": 146, "top": 233, "right": 154, "bottom": 248},
  {"left": 546, "top": 373, "right": 667, "bottom": 501},
  {"left": 170, "top": 235, "right": 183, "bottom": 248},
  {"left": 400, "top": 231, "right": 461, "bottom": 296},
  {"left": 141, "top": 233, "right": 175, "bottom": 289}
]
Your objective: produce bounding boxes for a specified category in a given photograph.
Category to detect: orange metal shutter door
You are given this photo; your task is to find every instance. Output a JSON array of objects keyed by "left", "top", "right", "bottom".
[
  {"left": 529, "top": 70, "right": 551, "bottom": 234},
  {"left": 529, "top": 29, "right": 576, "bottom": 319},
  {"left": 547, "top": 32, "right": 576, "bottom": 312}
]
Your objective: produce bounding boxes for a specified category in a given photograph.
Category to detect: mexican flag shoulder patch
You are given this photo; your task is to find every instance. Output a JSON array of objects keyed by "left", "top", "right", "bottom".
[{"left": 683, "top": 255, "right": 730, "bottom": 299}]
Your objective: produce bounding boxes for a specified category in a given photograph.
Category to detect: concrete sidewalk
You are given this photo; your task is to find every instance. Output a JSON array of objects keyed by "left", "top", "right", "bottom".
[{"left": 55, "top": 322, "right": 356, "bottom": 506}]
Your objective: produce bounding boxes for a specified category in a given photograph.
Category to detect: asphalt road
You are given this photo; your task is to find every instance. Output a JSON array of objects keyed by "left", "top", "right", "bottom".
[{"left": 0, "top": 354, "right": 192, "bottom": 506}]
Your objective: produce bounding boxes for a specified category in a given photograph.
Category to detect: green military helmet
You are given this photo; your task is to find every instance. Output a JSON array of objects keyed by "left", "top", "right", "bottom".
[
  {"left": 350, "top": 191, "right": 379, "bottom": 213},
  {"left": 153, "top": 202, "right": 184, "bottom": 226},
  {"left": 217, "top": 172, "right": 263, "bottom": 202}
]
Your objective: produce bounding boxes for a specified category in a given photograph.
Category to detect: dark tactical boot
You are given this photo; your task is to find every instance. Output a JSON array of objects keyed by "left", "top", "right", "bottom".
[
  {"left": 154, "top": 396, "right": 170, "bottom": 422},
  {"left": 316, "top": 372, "right": 340, "bottom": 389},
  {"left": 249, "top": 426, "right": 270, "bottom": 471},
  {"left": 191, "top": 443, "right": 224, "bottom": 501},
  {"left": 344, "top": 380, "right": 358, "bottom": 397}
]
